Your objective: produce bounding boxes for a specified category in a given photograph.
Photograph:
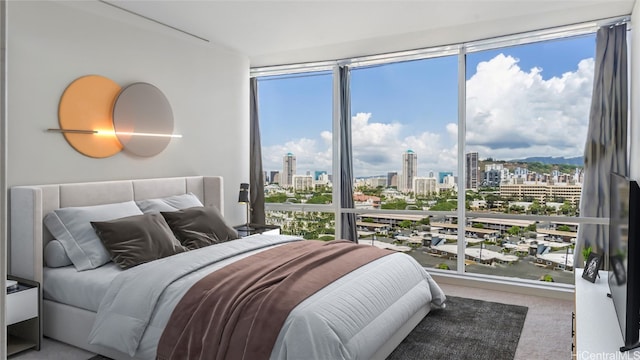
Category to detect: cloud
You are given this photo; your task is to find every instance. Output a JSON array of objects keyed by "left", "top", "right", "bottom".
[
  {"left": 350, "top": 113, "right": 456, "bottom": 176},
  {"left": 263, "top": 52, "right": 593, "bottom": 178},
  {"left": 263, "top": 112, "right": 455, "bottom": 177},
  {"left": 262, "top": 137, "right": 332, "bottom": 176},
  {"left": 466, "top": 54, "right": 594, "bottom": 160}
]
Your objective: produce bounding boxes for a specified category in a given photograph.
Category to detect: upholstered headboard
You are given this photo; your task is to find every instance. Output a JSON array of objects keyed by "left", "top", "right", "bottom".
[{"left": 9, "top": 176, "right": 223, "bottom": 284}]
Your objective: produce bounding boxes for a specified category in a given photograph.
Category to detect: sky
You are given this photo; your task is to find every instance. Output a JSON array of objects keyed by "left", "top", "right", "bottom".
[{"left": 258, "top": 34, "right": 596, "bottom": 179}]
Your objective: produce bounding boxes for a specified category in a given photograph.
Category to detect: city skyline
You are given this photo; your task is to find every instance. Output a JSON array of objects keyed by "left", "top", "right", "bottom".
[
  {"left": 258, "top": 34, "right": 596, "bottom": 179},
  {"left": 266, "top": 149, "right": 583, "bottom": 191}
]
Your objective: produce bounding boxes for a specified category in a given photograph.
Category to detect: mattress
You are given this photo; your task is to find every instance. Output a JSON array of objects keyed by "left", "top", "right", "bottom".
[{"left": 43, "top": 262, "right": 122, "bottom": 312}]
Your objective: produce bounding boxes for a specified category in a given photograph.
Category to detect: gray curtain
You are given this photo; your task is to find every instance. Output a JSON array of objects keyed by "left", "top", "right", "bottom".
[
  {"left": 250, "top": 77, "right": 266, "bottom": 225},
  {"left": 577, "top": 23, "right": 628, "bottom": 264},
  {"left": 339, "top": 66, "right": 357, "bottom": 242}
]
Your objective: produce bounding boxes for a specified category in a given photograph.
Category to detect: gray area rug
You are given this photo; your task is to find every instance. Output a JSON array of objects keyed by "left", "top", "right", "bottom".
[
  {"left": 387, "top": 295, "right": 528, "bottom": 360},
  {"left": 89, "top": 295, "right": 528, "bottom": 360}
]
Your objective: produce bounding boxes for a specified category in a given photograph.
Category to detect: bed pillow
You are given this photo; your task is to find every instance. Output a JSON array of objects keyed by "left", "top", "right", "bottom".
[
  {"left": 44, "top": 240, "right": 73, "bottom": 268},
  {"left": 135, "top": 193, "right": 204, "bottom": 214},
  {"left": 91, "top": 212, "right": 189, "bottom": 270},
  {"left": 44, "top": 201, "right": 144, "bottom": 271},
  {"left": 161, "top": 206, "right": 239, "bottom": 249}
]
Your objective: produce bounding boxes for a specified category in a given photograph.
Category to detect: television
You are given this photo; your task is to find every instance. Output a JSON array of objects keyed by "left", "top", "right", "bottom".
[{"left": 608, "top": 172, "right": 640, "bottom": 352}]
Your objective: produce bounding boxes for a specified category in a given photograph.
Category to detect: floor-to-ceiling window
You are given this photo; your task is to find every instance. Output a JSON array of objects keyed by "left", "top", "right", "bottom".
[
  {"left": 350, "top": 56, "right": 459, "bottom": 270},
  {"left": 258, "top": 70, "right": 336, "bottom": 240},
  {"left": 254, "top": 19, "right": 626, "bottom": 287},
  {"left": 463, "top": 35, "right": 596, "bottom": 284}
]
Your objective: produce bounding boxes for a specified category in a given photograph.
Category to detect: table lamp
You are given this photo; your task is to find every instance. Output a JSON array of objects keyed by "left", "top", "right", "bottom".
[{"left": 237, "top": 183, "right": 254, "bottom": 230}]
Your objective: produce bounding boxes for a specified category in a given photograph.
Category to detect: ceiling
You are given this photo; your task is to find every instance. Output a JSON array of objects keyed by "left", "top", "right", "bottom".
[{"left": 102, "top": 0, "right": 636, "bottom": 67}]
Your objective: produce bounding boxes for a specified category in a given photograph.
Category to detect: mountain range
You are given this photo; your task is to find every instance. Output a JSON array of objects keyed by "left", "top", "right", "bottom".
[{"left": 509, "top": 156, "right": 583, "bottom": 166}]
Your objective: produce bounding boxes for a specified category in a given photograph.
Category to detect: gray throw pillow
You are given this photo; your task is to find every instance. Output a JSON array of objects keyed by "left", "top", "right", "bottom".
[
  {"left": 44, "top": 201, "right": 144, "bottom": 271},
  {"left": 161, "top": 206, "right": 239, "bottom": 249},
  {"left": 91, "top": 213, "right": 189, "bottom": 270},
  {"left": 44, "top": 240, "right": 73, "bottom": 268}
]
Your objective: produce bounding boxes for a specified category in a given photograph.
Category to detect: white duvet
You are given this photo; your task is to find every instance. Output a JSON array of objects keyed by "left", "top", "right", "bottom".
[{"left": 88, "top": 234, "right": 446, "bottom": 359}]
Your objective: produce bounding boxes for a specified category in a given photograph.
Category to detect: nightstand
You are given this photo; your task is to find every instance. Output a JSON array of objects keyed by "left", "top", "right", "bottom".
[
  {"left": 234, "top": 223, "right": 281, "bottom": 238},
  {"left": 6, "top": 276, "right": 40, "bottom": 356}
]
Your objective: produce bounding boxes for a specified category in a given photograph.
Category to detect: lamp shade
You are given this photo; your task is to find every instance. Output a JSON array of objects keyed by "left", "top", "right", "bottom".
[{"left": 238, "top": 183, "right": 250, "bottom": 203}]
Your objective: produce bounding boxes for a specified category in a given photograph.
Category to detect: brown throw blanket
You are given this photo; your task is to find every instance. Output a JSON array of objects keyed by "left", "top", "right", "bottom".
[{"left": 156, "top": 240, "right": 392, "bottom": 360}]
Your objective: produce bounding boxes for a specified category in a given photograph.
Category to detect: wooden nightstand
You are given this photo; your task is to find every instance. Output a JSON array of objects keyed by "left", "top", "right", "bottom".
[
  {"left": 6, "top": 276, "right": 40, "bottom": 356},
  {"left": 234, "top": 224, "right": 281, "bottom": 238}
]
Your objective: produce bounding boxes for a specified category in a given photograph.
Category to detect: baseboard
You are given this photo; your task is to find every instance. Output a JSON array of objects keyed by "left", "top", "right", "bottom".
[{"left": 430, "top": 270, "right": 575, "bottom": 301}]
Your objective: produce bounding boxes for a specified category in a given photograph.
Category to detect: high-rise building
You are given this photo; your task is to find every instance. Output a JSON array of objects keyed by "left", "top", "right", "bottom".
[
  {"left": 465, "top": 152, "right": 479, "bottom": 190},
  {"left": 484, "top": 169, "right": 502, "bottom": 187},
  {"left": 441, "top": 174, "right": 457, "bottom": 189},
  {"left": 438, "top": 171, "right": 453, "bottom": 184},
  {"left": 316, "top": 173, "right": 331, "bottom": 186},
  {"left": 365, "top": 177, "right": 387, "bottom": 188},
  {"left": 401, "top": 150, "right": 417, "bottom": 193},
  {"left": 292, "top": 175, "right": 313, "bottom": 191},
  {"left": 413, "top": 177, "right": 438, "bottom": 196},
  {"left": 282, "top": 152, "right": 296, "bottom": 188},
  {"left": 387, "top": 172, "right": 398, "bottom": 188},
  {"left": 314, "top": 170, "right": 327, "bottom": 181},
  {"left": 270, "top": 171, "right": 279, "bottom": 184}
]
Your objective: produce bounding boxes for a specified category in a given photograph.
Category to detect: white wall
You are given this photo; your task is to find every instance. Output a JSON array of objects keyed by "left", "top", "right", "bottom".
[
  {"left": 1, "top": 2, "right": 249, "bottom": 354},
  {"left": 6, "top": 0, "right": 250, "bottom": 222}
]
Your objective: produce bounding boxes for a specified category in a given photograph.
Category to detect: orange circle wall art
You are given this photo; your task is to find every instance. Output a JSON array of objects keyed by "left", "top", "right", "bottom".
[{"left": 58, "top": 75, "right": 123, "bottom": 158}]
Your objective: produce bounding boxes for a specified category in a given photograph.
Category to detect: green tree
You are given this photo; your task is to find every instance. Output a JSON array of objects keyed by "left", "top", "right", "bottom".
[
  {"left": 466, "top": 191, "right": 481, "bottom": 201},
  {"left": 472, "top": 223, "right": 485, "bottom": 229},
  {"left": 303, "top": 231, "right": 319, "bottom": 240},
  {"left": 430, "top": 200, "right": 457, "bottom": 211},
  {"left": 526, "top": 223, "right": 537, "bottom": 232},
  {"left": 398, "top": 220, "right": 413, "bottom": 228},
  {"left": 485, "top": 194, "right": 503, "bottom": 209},
  {"left": 507, "top": 226, "right": 521, "bottom": 236},
  {"left": 419, "top": 217, "right": 430, "bottom": 225},
  {"left": 540, "top": 274, "right": 554, "bottom": 282},
  {"left": 559, "top": 201, "right": 576, "bottom": 216},
  {"left": 306, "top": 193, "right": 332, "bottom": 204},
  {"left": 381, "top": 199, "right": 408, "bottom": 210},
  {"left": 528, "top": 200, "right": 542, "bottom": 214},
  {"left": 508, "top": 205, "right": 525, "bottom": 214}
]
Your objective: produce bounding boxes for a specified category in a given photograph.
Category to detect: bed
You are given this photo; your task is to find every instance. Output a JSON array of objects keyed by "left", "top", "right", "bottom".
[{"left": 9, "top": 176, "right": 446, "bottom": 360}]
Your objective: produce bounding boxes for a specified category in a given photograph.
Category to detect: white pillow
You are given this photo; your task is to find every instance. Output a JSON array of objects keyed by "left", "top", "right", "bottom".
[
  {"left": 44, "top": 201, "right": 144, "bottom": 271},
  {"left": 44, "top": 240, "right": 72, "bottom": 268},
  {"left": 135, "top": 193, "right": 204, "bottom": 213}
]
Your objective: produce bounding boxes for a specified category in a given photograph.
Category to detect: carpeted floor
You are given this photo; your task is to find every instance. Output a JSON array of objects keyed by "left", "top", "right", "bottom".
[{"left": 387, "top": 295, "right": 529, "bottom": 360}]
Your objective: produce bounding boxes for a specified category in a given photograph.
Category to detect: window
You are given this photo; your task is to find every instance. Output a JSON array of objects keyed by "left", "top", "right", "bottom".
[
  {"left": 350, "top": 56, "right": 458, "bottom": 270},
  {"left": 254, "top": 20, "right": 624, "bottom": 286},
  {"left": 463, "top": 35, "right": 596, "bottom": 283},
  {"left": 258, "top": 71, "right": 335, "bottom": 239}
]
